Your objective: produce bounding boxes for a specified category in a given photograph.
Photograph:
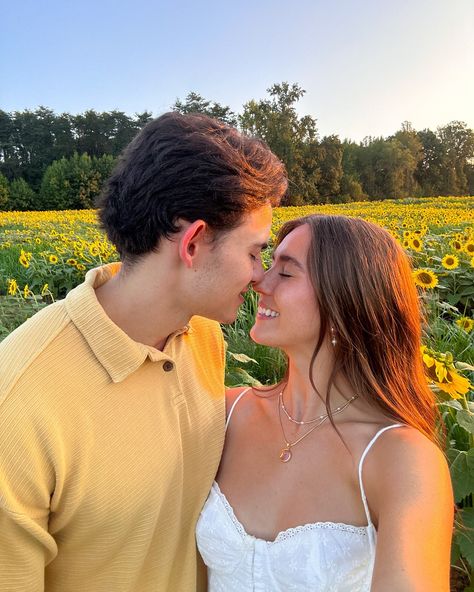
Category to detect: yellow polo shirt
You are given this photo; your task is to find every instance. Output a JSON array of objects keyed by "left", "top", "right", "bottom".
[{"left": 0, "top": 263, "right": 226, "bottom": 592}]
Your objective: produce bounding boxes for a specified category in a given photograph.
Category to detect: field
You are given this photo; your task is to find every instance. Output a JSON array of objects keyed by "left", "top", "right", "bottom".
[{"left": 1, "top": 196, "right": 474, "bottom": 588}]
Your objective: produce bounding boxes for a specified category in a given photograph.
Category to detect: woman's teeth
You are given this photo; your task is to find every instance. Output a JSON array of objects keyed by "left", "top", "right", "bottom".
[{"left": 258, "top": 307, "right": 280, "bottom": 318}]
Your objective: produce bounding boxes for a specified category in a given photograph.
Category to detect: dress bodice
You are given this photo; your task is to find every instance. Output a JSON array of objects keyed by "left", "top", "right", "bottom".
[{"left": 196, "top": 388, "right": 404, "bottom": 591}]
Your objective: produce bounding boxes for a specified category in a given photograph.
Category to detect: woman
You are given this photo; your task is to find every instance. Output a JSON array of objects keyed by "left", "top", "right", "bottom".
[{"left": 196, "top": 215, "right": 454, "bottom": 591}]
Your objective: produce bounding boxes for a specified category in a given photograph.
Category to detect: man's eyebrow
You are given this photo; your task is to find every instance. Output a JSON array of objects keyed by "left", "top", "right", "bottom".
[{"left": 271, "top": 252, "right": 305, "bottom": 270}]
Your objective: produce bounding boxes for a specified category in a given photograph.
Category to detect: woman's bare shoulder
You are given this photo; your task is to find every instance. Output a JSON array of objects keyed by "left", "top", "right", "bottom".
[
  {"left": 224, "top": 386, "right": 253, "bottom": 416},
  {"left": 362, "top": 425, "right": 453, "bottom": 521},
  {"left": 224, "top": 384, "right": 279, "bottom": 417}
]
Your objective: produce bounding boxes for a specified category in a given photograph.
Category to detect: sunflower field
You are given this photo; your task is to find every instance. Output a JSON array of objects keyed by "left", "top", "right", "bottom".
[{"left": 1, "top": 195, "right": 474, "bottom": 588}]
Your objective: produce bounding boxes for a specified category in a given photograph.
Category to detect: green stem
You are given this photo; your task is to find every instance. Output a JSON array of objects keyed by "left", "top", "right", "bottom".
[{"left": 460, "top": 392, "right": 474, "bottom": 449}]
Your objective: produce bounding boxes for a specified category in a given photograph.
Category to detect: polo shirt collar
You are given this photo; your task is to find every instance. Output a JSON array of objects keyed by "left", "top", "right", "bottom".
[{"left": 65, "top": 263, "right": 190, "bottom": 383}]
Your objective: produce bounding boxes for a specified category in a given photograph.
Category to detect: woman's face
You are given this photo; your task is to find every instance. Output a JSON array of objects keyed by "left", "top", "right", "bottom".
[{"left": 250, "top": 224, "right": 321, "bottom": 353}]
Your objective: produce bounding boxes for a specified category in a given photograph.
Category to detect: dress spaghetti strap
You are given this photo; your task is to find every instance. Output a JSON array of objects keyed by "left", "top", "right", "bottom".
[
  {"left": 225, "top": 387, "right": 252, "bottom": 430},
  {"left": 357, "top": 423, "right": 405, "bottom": 552}
]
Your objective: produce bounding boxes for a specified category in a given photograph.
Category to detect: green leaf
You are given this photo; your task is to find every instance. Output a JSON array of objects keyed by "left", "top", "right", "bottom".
[
  {"left": 457, "top": 507, "right": 474, "bottom": 571},
  {"left": 448, "top": 449, "right": 474, "bottom": 502},
  {"left": 451, "top": 536, "right": 461, "bottom": 565},
  {"left": 226, "top": 367, "right": 262, "bottom": 387},
  {"left": 456, "top": 362, "right": 474, "bottom": 373},
  {"left": 227, "top": 352, "right": 258, "bottom": 364},
  {"left": 457, "top": 410, "right": 474, "bottom": 434},
  {"left": 437, "top": 301, "right": 460, "bottom": 313},
  {"left": 441, "top": 400, "right": 463, "bottom": 411},
  {"left": 448, "top": 294, "right": 462, "bottom": 305}
]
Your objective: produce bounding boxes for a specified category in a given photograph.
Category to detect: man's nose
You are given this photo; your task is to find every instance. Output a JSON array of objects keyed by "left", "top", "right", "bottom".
[
  {"left": 252, "top": 264, "right": 270, "bottom": 293},
  {"left": 251, "top": 259, "right": 265, "bottom": 285}
]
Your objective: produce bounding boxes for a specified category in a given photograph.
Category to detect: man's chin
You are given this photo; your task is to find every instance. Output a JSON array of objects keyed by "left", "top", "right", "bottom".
[
  {"left": 201, "top": 308, "right": 239, "bottom": 325},
  {"left": 219, "top": 311, "right": 239, "bottom": 325}
]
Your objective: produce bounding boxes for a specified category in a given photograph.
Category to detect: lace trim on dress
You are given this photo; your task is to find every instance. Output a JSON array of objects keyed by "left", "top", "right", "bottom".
[{"left": 212, "top": 482, "right": 370, "bottom": 545}]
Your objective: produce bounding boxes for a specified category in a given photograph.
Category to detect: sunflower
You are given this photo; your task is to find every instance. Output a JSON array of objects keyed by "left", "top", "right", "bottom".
[
  {"left": 23, "top": 284, "right": 33, "bottom": 299},
  {"left": 437, "top": 369, "right": 472, "bottom": 399},
  {"left": 421, "top": 345, "right": 472, "bottom": 399},
  {"left": 19, "top": 249, "right": 31, "bottom": 268},
  {"left": 451, "top": 239, "right": 463, "bottom": 251},
  {"left": 89, "top": 244, "right": 100, "bottom": 257},
  {"left": 456, "top": 317, "right": 474, "bottom": 333},
  {"left": 402, "top": 239, "right": 410, "bottom": 249},
  {"left": 76, "top": 263, "right": 86, "bottom": 271},
  {"left": 409, "top": 237, "right": 423, "bottom": 252},
  {"left": 441, "top": 254, "right": 459, "bottom": 270},
  {"left": 7, "top": 278, "right": 18, "bottom": 296},
  {"left": 412, "top": 269, "right": 438, "bottom": 289},
  {"left": 66, "top": 258, "right": 78, "bottom": 266},
  {"left": 465, "top": 241, "right": 474, "bottom": 255},
  {"left": 49, "top": 254, "right": 58, "bottom": 264}
]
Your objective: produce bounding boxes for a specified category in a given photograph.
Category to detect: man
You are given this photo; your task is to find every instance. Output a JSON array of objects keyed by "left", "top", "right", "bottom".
[{"left": 0, "top": 112, "right": 287, "bottom": 592}]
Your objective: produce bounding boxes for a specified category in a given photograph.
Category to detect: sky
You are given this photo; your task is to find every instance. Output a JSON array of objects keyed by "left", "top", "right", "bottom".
[{"left": 2, "top": 0, "right": 473, "bottom": 142}]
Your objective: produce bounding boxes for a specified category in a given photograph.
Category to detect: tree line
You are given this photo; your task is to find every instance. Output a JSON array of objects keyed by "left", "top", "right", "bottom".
[{"left": 0, "top": 83, "right": 473, "bottom": 210}]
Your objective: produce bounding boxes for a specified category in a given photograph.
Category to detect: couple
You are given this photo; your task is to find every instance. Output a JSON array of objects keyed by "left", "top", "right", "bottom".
[{"left": 0, "top": 112, "right": 453, "bottom": 591}]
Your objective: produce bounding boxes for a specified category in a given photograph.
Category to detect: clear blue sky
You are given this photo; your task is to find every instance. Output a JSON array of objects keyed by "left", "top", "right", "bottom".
[{"left": 2, "top": 0, "right": 473, "bottom": 141}]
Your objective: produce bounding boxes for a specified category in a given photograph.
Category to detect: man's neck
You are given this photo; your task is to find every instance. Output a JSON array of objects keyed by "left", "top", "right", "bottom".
[{"left": 95, "top": 267, "right": 190, "bottom": 351}]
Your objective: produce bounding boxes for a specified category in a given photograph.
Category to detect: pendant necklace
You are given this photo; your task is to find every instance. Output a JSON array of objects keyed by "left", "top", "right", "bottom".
[{"left": 278, "top": 390, "right": 359, "bottom": 463}]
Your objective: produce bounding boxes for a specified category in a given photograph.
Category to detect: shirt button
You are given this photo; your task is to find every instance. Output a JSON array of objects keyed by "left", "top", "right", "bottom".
[{"left": 163, "top": 361, "right": 174, "bottom": 372}]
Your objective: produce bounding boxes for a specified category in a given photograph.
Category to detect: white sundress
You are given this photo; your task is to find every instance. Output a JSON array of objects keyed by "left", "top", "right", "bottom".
[{"left": 196, "top": 387, "right": 404, "bottom": 591}]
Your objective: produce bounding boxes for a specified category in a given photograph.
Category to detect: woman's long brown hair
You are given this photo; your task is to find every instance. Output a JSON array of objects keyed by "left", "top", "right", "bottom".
[{"left": 275, "top": 214, "right": 442, "bottom": 447}]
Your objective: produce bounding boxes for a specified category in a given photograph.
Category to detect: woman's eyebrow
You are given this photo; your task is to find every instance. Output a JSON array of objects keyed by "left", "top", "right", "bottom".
[{"left": 271, "top": 252, "right": 304, "bottom": 270}]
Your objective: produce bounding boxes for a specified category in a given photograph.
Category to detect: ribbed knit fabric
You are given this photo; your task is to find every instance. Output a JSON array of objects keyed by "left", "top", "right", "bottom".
[{"left": 0, "top": 263, "right": 226, "bottom": 592}]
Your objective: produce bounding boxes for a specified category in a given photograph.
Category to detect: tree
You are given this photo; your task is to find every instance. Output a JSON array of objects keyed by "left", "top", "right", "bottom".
[
  {"left": 353, "top": 136, "right": 422, "bottom": 199},
  {"left": 39, "top": 153, "right": 101, "bottom": 210},
  {"left": 317, "top": 135, "right": 344, "bottom": 200},
  {"left": 240, "top": 82, "right": 320, "bottom": 203},
  {"left": 109, "top": 111, "right": 152, "bottom": 155},
  {"left": 0, "top": 111, "right": 17, "bottom": 180},
  {"left": 415, "top": 129, "right": 446, "bottom": 196},
  {"left": 391, "top": 122, "right": 423, "bottom": 196},
  {"left": 339, "top": 174, "right": 365, "bottom": 201},
  {"left": 340, "top": 141, "right": 366, "bottom": 201},
  {"left": 93, "top": 154, "right": 117, "bottom": 187},
  {"left": 173, "top": 92, "right": 238, "bottom": 126},
  {"left": 437, "top": 121, "right": 474, "bottom": 195},
  {"left": 0, "top": 173, "right": 9, "bottom": 210},
  {"left": 8, "top": 178, "right": 37, "bottom": 211}
]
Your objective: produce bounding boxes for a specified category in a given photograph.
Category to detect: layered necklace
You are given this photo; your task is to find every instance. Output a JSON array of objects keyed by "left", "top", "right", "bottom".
[{"left": 277, "top": 386, "right": 358, "bottom": 463}]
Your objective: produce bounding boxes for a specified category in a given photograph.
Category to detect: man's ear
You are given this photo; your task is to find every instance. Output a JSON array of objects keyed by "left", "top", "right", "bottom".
[{"left": 178, "top": 220, "right": 208, "bottom": 268}]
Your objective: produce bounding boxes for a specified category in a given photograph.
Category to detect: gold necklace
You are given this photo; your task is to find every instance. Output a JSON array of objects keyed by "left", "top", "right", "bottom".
[
  {"left": 278, "top": 393, "right": 358, "bottom": 463},
  {"left": 280, "top": 388, "right": 358, "bottom": 425}
]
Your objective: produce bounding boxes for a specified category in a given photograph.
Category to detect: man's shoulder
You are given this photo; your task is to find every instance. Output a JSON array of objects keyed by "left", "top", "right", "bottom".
[{"left": 0, "top": 299, "right": 71, "bottom": 404}]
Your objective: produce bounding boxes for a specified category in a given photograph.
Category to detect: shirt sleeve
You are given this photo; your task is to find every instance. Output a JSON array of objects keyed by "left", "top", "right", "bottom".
[{"left": 0, "top": 391, "right": 57, "bottom": 591}]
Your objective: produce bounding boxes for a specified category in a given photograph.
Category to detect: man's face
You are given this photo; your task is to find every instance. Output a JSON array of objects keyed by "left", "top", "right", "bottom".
[{"left": 194, "top": 203, "right": 273, "bottom": 324}]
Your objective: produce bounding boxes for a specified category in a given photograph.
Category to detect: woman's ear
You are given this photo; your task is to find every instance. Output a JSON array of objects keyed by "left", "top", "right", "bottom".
[{"left": 178, "top": 220, "right": 208, "bottom": 268}]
